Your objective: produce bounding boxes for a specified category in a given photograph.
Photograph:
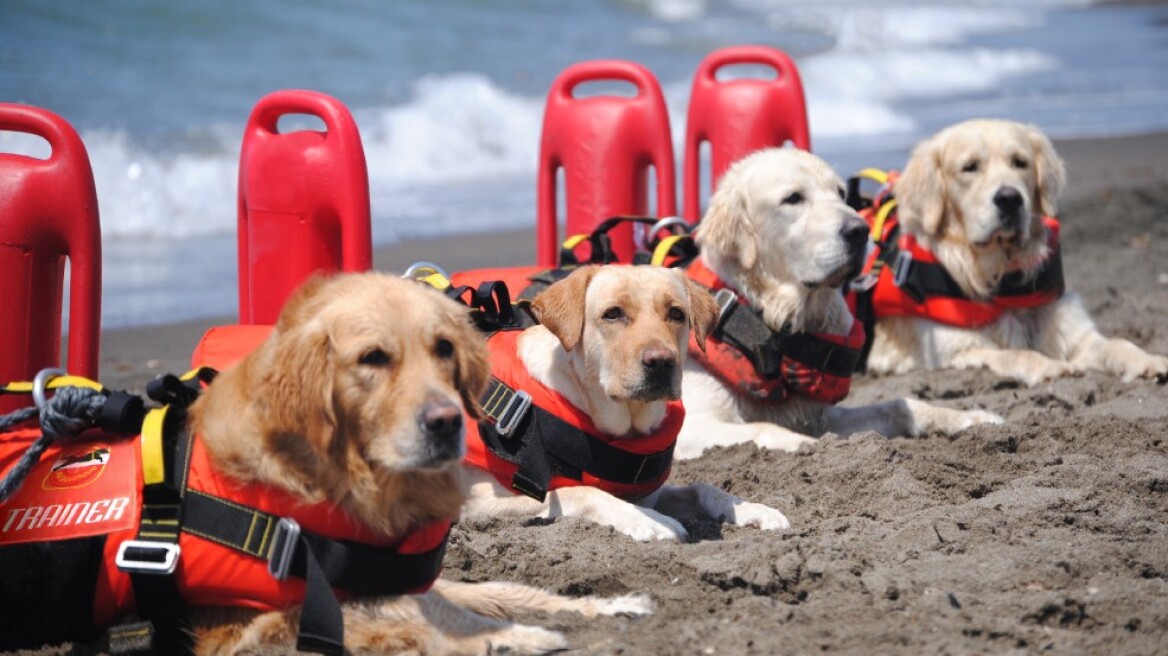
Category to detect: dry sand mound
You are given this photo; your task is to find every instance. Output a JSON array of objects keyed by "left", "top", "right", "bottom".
[{"left": 445, "top": 182, "right": 1168, "bottom": 655}]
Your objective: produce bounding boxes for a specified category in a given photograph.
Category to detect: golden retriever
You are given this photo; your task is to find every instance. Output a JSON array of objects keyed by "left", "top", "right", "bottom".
[
  {"left": 181, "top": 273, "right": 650, "bottom": 654},
  {"left": 677, "top": 148, "right": 1002, "bottom": 458},
  {"left": 864, "top": 119, "right": 1168, "bottom": 385},
  {"left": 461, "top": 265, "right": 791, "bottom": 541}
]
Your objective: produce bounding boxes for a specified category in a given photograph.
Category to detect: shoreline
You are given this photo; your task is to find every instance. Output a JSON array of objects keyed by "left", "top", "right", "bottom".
[{"left": 96, "top": 130, "right": 1168, "bottom": 392}]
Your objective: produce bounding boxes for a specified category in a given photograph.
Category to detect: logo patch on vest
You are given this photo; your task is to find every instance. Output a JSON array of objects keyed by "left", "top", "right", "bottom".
[
  {"left": 43, "top": 443, "right": 111, "bottom": 490},
  {"left": 0, "top": 432, "right": 140, "bottom": 546}
]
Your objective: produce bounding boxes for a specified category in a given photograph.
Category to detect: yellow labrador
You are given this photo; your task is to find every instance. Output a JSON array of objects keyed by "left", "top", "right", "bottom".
[
  {"left": 864, "top": 119, "right": 1168, "bottom": 384},
  {"left": 677, "top": 148, "right": 1002, "bottom": 458},
  {"left": 461, "top": 265, "right": 791, "bottom": 541}
]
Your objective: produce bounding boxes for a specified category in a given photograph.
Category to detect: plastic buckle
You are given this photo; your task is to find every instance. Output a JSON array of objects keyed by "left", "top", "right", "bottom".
[
  {"left": 267, "top": 517, "right": 301, "bottom": 581},
  {"left": 892, "top": 250, "right": 914, "bottom": 288},
  {"left": 713, "top": 289, "right": 738, "bottom": 330},
  {"left": 115, "top": 540, "right": 181, "bottom": 575},
  {"left": 495, "top": 390, "right": 533, "bottom": 438}
]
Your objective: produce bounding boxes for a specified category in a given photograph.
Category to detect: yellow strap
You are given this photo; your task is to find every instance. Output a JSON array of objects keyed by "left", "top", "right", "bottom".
[
  {"left": 0, "top": 375, "right": 104, "bottom": 395},
  {"left": 650, "top": 235, "right": 688, "bottom": 267},
  {"left": 871, "top": 198, "right": 899, "bottom": 241},
  {"left": 420, "top": 272, "right": 452, "bottom": 291},
  {"left": 858, "top": 168, "right": 889, "bottom": 185},
  {"left": 140, "top": 406, "right": 169, "bottom": 486},
  {"left": 561, "top": 233, "right": 589, "bottom": 251}
]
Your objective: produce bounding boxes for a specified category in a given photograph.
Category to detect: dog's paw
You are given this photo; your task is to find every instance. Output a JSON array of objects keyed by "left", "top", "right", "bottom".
[
  {"left": 730, "top": 502, "right": 790, "bottom": 531},
  {"left": 1116, "top": 353, "right": 1168, "bottom": 383},
  {"left": 591, "top": 593, "right": 654, "bottom": 618},
  {"left": 1017, "top": 360, "right": 1080, "bottom": 386},
  {"left": 484, "top": 624, "right": 569, "bottom": 654},
  {"left": 608, "top": 506, "right": 688, "bottom": 542},
  {"left": 754, "top": 430, "right": 817, "bottom": 453},
  {"left": 955, "top": 409, "right": 1005, "bottom": 430}
]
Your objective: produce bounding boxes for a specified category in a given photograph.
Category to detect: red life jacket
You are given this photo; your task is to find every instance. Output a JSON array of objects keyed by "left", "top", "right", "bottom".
[
  {"left": 463, "top": 329, "right": 684, "bottom": 502},
  {"left": 684, "top": 259, "right": 865, "bottom": 405},
  {"left": 0, "top": 325, "right": 451, "bottom": 637},
  {"left": 858, "top": 206, "right": 1065, "bottom": 329}
]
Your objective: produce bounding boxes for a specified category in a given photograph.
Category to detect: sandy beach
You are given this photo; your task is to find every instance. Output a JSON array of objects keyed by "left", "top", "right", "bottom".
[{"left": 84, "top": 131, "right": 1168, "bottom": 654}]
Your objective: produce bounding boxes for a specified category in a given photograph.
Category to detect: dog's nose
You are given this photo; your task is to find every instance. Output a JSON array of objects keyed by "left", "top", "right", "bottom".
[
  {"left": 840, "top": 218, "right": 869, "bottom": 252},
  {"left": 641, "top": 346, "right": 677, "bottom": 376},
  {"left": 993, "top": 186, "right": 1024, "bottom": 214},
  {"left": 419, "top": 401, "right": 463, "bottom": 441}
]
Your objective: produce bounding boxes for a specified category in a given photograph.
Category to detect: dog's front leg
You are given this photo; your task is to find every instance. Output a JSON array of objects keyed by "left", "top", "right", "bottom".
[
  {"left": 820, "top": 398, "right": 1002, "bottom": 438},
  {"left": 1038, "top": 293, "right": 1168, "bottom": 382},
  {"left": 431, "top": 579, "right": 652, "bottom": 620},
  {"left": 644, "top": 484, "right": 790, "bottom": 531},
  {"left": 462, "top": 468, "right": 687, "bottom": 541},
  {"left": 948, "top": 347, "right": 1080, "bottom": 385},
  {"left": 201, "top": 594, "right": 568, "bottom": 656}
]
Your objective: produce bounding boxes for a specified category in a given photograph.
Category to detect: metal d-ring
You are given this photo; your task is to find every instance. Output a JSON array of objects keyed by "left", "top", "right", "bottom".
[
  {"left": 403, "top": 261, "right": 450, "bottom": 281},
  {"left": 32, "top": 367, "right": 67, "bottom": 413}
]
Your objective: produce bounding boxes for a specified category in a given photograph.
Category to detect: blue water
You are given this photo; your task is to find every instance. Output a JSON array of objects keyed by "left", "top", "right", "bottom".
[{"left": 2, "top": 0, "right": 1167, "bottom": 327}]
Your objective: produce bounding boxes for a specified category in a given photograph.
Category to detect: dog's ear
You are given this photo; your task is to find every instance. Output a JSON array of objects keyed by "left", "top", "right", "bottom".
[
  {"left": 532, "top": 266, "right": 597, "bottom": 352},
  {"left": 1027, "top": 124, "right": 1066, "bottom": 218},
  {"left": 698, "top": 181, "right": 757, "bottom": 269},
  {"left": 683, "top": 277, "right": 720, "bottom": 353},
  {"left": 896, "top": 136, "right": 948, "bottom": 238},
  {"left": 449, "top": 307, "right": 491, "bottom": 420},
  {"left": 270, "top": 316, "right": 338, "bottom": 459},
  {"left": 274, "top": 274, "right": 332, "bottom": 332}
]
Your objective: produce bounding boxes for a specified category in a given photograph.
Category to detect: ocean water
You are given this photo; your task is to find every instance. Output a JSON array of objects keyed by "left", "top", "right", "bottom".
[{"left": 2, "top": 0, "right": 1167, "bottom": 328}]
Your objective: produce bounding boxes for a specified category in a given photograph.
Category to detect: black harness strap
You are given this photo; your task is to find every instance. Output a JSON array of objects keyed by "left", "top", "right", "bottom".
[
  {"left": 120, "top": 406, "right": 195, "bottom": 656},
  {"left": 478, "top": 376, "right": 674, "bottom": 502},
  {"left": 871, "top": 224, "right": 1066, "bottom": 305},
  {"left": 711, "top": 291, "right": 863, "bottom": 382},
  {"left": 180, "top": 490, "right": 449, "bottom": 597}
]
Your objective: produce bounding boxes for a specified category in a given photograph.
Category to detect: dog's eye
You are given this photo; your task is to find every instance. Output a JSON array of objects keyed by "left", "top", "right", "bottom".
[
  {"left": 782, "top": 191, "right": 804, "bottom": 205},
  {"left": 1011, "top": 155, "right": 1029, "bottom": 169},
  {"left": 667, "top": 307, "right": 686, "bottom": 323},
  {"left": 602, "top": 307, "right": 625, "bottom": 321},
  {"left": 358, "top": 348, "right": 390, "bottom": 367},
  {"left": 961, "top": 160, "right": 980, "bottom": 173},
  {"left": 435, "top": 338, "right": 454, "bottom": 359},
  {"left": 838, "top": 187, "right": 847, "bottom": 201}
]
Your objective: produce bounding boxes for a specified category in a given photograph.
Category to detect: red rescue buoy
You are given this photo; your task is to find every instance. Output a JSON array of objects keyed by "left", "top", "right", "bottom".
[
  {"left": 0, "top": 104, "right": 101, "bottom": 413},
  {"left": 536, "top": 60, "right": 677, "bottom": 266},
  {"left": 237, "top": 90, "right": 372, "bottom": 325},
  {"left": 683, "top": 46, "right": 810, "bottom": 221}
]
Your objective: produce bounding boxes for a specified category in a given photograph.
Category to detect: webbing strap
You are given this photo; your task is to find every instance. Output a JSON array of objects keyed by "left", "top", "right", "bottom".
[
  {"left": 0, "top": 375, "right": 104, "bottom": 395},
  {"left": 715, "top": 299, "right": 862, "bottom": 381},
  {"left": 478, "top": 377, "right": 674, "bottom": 502},
  {"left": 180, "top": 490, "right": 449, "bottom": 597},
  {"left": 123, "top": 411, "right": 195, "bottom": 656}
]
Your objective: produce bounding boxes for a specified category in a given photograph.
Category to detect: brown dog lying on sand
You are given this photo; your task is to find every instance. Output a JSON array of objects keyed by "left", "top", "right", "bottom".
[
  {"left": 460, "top": 265, "right": 791, "bottom": 542},
  {"left": 859, "top": 119, "right": 1168, "bottom": 385},
  {"left": 0, "top": 273, "right": 649, "bottom": 655}
]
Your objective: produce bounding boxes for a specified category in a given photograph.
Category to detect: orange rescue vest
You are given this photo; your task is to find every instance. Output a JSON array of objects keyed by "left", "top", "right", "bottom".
[
  {"left": 684, "top": 259, "right": 865, "bottom": 404},
  {"left": 857, "top": 209, "right": 1065, "bottom": 329},
  {"left": 464, "top": 329, "right": 684, "bottom": 502}
]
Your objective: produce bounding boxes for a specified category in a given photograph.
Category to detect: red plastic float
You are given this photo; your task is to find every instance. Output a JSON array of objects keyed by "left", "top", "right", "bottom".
[
  {"left": 683, "top": 46, "right": 810, "bottom": 221},
  {"left": 0, "top": 103, "right": 101, "bottom": 413},
  {"left": 237, "top": 90, "right": 372, "bottom": 325},
  {"left": 536, "top": 60, "right": 677, "bottom": 266}
]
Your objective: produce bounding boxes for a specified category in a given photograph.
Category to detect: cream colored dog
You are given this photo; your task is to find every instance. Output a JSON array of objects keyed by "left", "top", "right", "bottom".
[
  {"left": 462, "top": 265, "right": 792, "bottom": 542},
  {"left": 865, "top": 119, "right": 1168, "bottom": 384},
  {"left": 677, "top": 148, "right": 1002, "bottom": 458}
]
